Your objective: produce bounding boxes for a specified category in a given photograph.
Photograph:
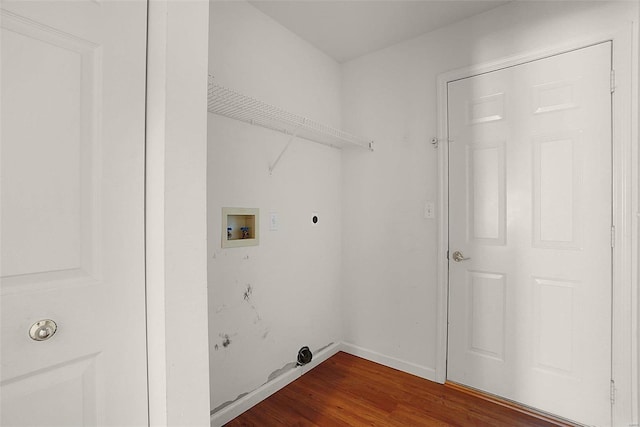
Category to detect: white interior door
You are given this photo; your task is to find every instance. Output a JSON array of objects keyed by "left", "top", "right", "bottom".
[
  {"left": 447, "top": 42, "right": 612, "bottom": 426},
  {"left": 1, "top": 1, "right": 148, "bottom": 425}
]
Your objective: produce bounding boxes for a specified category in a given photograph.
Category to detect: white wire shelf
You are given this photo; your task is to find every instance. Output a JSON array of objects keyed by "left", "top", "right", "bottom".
[{"left": 207, "top": 78, "right": 374, "bottom": 151}]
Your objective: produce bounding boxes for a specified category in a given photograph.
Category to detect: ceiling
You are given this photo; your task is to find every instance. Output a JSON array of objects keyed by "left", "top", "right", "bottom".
[{"left": 249, "top": 0, "right": 509, "bottom": 63}]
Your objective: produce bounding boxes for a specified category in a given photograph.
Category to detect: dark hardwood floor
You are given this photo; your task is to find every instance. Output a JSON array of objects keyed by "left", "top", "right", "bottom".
[{"left": 226, "top": 352, "right": 571, "bottom": 426}]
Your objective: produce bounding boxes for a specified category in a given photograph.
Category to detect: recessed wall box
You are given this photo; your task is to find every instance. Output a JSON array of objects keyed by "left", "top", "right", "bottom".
[{"left": 222, "top": 207, "right": 259, "bottom": 248}]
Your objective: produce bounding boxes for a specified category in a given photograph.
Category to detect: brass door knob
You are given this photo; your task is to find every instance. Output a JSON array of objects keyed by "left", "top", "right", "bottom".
[{"left": 452, "top": 251, "right": 471, "bottom": 262}]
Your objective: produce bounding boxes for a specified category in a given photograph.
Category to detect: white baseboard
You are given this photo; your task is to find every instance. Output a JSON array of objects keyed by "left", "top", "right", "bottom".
[
  {"left": 210, "top": 342, "right": 342, "bottom": 427},
  {"left": 340, "top": 342, "right": 437, "bottom": 381},
  {"left": 210, "top": 342, "right": 437, "bottom": 426}
]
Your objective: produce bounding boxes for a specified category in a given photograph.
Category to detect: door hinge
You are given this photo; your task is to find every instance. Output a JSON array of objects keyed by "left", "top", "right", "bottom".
[
  {"left": 610, "top": 379, "right": 616, "bottom": 405},
  {"left": 610, "top": 69, "right": 616, "bottom": 93},
  {"left": 446, "top": 250, "right": 450, "bottom": 260},
  {"left": 611, "top": 225, "right": 615, "bottom": 248},
  {"left": 431, "top": 137, "right": 454, "bottom": 149}
]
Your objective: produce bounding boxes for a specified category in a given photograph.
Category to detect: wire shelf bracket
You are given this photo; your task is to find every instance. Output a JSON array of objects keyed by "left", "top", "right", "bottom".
[
  {"left": 268, "top": 127, "right": 299, "bottom": 175},
  {"left": 207, "top": 77, "right": 374, "bottom": 167}
]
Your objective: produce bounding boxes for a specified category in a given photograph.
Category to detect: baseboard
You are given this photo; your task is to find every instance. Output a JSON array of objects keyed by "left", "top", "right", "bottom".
[
  {"left": 210, "top": 342, "right": 342, "bottom": 427},
  {"left": 340, "top": 342, "right": 437, "bottom": 381},
  {"left": 445, "top": 381, "right": 581, "bottom": 427},
  {"left": 210, "top": 342, "right": 437, "bottom": 426}
]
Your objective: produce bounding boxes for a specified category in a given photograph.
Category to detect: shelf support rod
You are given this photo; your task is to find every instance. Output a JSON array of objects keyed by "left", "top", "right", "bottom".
[{"left": 269, "top": 128, "right": 299, "bottom": 175}]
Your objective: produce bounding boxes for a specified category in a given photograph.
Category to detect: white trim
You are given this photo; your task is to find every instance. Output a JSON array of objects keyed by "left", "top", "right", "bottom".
[
  {"left": 146, "top": 1, "right": 211, "bottom": 425},
  {"left": 146, "top": 2, "right": 168, "bottom": 423},
  {"left": 341, "top": 342, "right": 437, "bottom": 381},
  {"left": 210, "top": 342, "right": 342, "bottom": 427},
  {"left": 632, "top": 14, "right": 639, "bottom": 425},
  {"left": 610, "top": 23, "right": 637, "bottom": 426},
  {"left": 435, "top": 27, "right": 638, "bottom": 427},
  {"left": 435, "top": 68, "right": 450, "bottom": 385}
]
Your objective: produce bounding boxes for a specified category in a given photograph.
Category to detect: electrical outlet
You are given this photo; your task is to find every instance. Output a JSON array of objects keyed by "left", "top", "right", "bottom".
[
  {"left": 269, "top": 212, "right": 279, "bottom": 231},
  {"left": 424, "top": 202, "right": 435, "bottom": 219}
]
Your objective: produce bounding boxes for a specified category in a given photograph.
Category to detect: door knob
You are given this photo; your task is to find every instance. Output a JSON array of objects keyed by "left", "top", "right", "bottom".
[
  {"left": 452, "top": 251, "right": 470, "bottom": 262},
  {"left": 29, "top": 319, "right": 57, "bottom": 341}
]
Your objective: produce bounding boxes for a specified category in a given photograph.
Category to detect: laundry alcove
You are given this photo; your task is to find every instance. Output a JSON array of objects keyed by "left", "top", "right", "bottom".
[
  {"left": 207, "top": 0, "right": 361, "bottom": 419},
  {"left": 206, "top": 1, "right": 640, "bottom": 426}
]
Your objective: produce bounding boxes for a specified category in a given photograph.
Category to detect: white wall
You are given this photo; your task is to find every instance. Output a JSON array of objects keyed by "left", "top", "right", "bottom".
[
  {"left": 207, "top": 1, "right": 343, "bottom": 414},
  {"left": 342, "top": 0, "right": 638, "bottom": 381}
]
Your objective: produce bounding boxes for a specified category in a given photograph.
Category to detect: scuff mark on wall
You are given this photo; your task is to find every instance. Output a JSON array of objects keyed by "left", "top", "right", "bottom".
[
  {"left": 219, "top": 333, "right": 232, "bottom": 348},
  {"left": 243, "top": 284, "right": 252, "bottom": 301},
  {"left": 252, "top": 311, "right": 262, "bottom": 324},
  {"left": 211, "top": 392, "right": 249, "bottom": 414},
  {"left": 214, "top": 344, "right": 219, "bottom": 351},
  {"left": 316, "top": 342, "right": 334, "bottom": 353},
  {"left": 211, "top": 250, "right": 229, "bottom": 260},
  {"left": 267, "top": 362, "right": 297, "bottom": 382},
  {"left": 241, "top": 283, "right": 263, "bottom": 324},
  {"left": 209, "top": 358, "right": 305, "bottom": 414}
]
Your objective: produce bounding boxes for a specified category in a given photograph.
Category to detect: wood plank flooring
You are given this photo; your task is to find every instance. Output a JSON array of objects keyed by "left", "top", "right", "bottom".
[{"left": 225, "top": 352, "right": 568, "bottom": 426}]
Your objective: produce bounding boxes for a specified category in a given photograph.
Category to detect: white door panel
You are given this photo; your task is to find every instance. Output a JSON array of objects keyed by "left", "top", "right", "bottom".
[
  {"left": 1, "top": 1, "right": 148, "bottom": 425},
  {"left": 447, "top": 43, "right": 612, "bottom": 426}
]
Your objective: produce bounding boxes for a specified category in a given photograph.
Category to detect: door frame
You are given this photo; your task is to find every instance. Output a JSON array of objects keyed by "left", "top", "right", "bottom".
[
  {"left": 435, "top": 27, "right": 637, "bottom": 426},
  {"left": 145, "top": 1, "right": 211, "bottom": 425}
]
